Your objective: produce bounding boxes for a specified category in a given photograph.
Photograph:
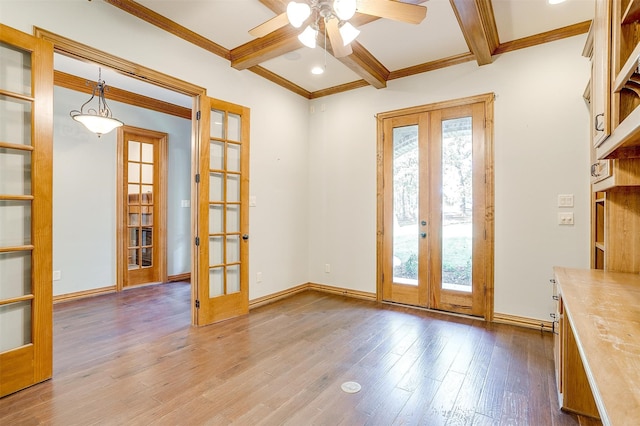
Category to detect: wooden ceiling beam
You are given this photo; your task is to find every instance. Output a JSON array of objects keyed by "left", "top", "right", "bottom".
[
  {"left": 103, "top": 0, "right": 230, "bottom": 60},
  {"left": 449, "top": 0, "right": 499, "bottom": 66},
  {"left": 230, "top": 26, "right": 304, "bottom": 70},
  {"left": 334, "top": 41, "right": 389, "bottom": 89},
  {"left": 54, "top": 70, "right": 191, "bottom": 119}
]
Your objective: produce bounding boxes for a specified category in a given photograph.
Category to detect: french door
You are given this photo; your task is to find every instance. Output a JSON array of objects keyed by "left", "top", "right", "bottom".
[
  {"left": 0, "top": 24, "right": 53, "bottom": 397},
  {"left": 193, "top": 97, "right": 250, "bottom": 325},
  {"left": 117, "top": 126, "right": 167, "bottom": 289},
  {"left": 378, "top": 95, "right": 494, "bottom": 318}
]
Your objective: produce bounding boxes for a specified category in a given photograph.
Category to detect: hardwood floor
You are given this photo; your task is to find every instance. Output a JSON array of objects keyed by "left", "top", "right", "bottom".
[{"left": 0, "top": 282, "right": 581, "bottom": 425}]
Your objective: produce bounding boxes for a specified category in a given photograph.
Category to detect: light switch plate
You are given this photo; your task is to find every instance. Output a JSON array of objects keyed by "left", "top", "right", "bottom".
[{"left": 558, "top": 194, "right": 574, "bottom": 208}]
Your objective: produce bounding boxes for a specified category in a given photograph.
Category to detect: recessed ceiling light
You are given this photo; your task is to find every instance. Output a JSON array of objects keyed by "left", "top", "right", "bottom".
[
  {"left": 548, "top": 0, "right": 566, "bottom": 4},
  {"left": 311, "top": 66, "right": 324, "bottom": 75}
]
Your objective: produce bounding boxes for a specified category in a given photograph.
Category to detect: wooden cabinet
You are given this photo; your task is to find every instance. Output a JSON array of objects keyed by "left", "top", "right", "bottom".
[
  {"left": 596, "top": 0, "right": 640, "bottom": 159},
  {"left": 587, "top": 1, "right": 640, "bottom": 270},
  {"left": 553, "top": 268, "right": 640, "bottom": 425}
]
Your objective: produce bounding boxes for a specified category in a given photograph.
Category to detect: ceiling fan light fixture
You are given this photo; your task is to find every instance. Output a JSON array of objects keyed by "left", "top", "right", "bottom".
[
  {"left": 287, "top": 2, "right": 311, "bottom": 28},
  {"left": 339, "top": 21, "right": 360, "bottom": 45},
  {"left": 333, "top": 0, "right": 357, "bottom": 21},
  {"left": 298, "top": 25, "right": 318, "bottom": 48}
]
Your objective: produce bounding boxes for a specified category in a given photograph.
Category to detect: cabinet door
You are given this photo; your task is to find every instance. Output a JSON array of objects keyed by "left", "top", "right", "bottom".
[{"left": 591, "top": 0, "right": 611, "bottom": 147}]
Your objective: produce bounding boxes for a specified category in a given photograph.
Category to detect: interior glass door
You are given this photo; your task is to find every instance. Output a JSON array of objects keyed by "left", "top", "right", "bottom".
[
  {"left": 0, "top": 24, "right": 53, "bottom": 397},
  {"left": 195, "top": 97, "right": 250, "bottom": 325}
]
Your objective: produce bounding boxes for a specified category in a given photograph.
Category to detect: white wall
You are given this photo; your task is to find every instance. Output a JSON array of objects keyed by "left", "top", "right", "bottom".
[
  {"left": 3, "top": 0, "right": 311, "bottom": 300},
  {"left": 3, "top": 2, "right": 591, "bottom": 320},
  {"left": 307, "top": 36, "right": 591, "bottom": 320},
  {"left": 53, "top": 86, "right": 191, "bottom": 295}
]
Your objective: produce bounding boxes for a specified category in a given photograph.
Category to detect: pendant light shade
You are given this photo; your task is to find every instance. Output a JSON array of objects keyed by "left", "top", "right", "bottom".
[
  {"left": 298, "top": 25, "right": 318, "bottom": 48},
  {"left": 339, "top": 21, "right": 360, "bottom": 45},
  {"left": 333, "top": 0, "right": 357, "bottom": 21},
  {"left": 287, "top": 2, "right": 311, "bottom": 28},
  {"left": 70, "top": 68, "right": 123, "bottom": 137}
]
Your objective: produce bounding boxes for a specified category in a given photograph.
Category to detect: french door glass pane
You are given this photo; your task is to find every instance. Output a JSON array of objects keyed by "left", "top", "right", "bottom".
[
  {"left": 0, "top": 42, "right": 31, "bottom": 96},
  {"left": 227, "top": 174, "right": 240, "bottom": 203},
  {"left": 128, "top": 141, "right": 140, "bottom": 161},
  {"left": 227, "top": 113, "right": 241, "bottom": 142},
  {"left": 128, "top": 163, "right": 140, "bottom": 183},
  {"left": 209, "top": 173, "right": 223, "bottom": 201},
  {"left": 0, "top": 96, "right": 31, "bottom": 145},
  {"left": 128, "top": 248, "right": 138, "bottom": 269},
  {"left": 0, "top": 148, "right": 31, "bottom": 195},
  {"left": 227, "top": 143, "right": 241, "bottom": 172},
  {"left": 210, "top": 141, "right": 224, "bottom": 169},
  {"left": 0, "top": 251, "right": 31, "bottom": 299},
  {"left": 226, "top": 235, "right": 239, "bottom": 263},
  {"left": 211, "top": 109, "right": 224, "bottom": 139},
  {"left": 392, "top": 125, "right": 419, "bottom": 285},
  {"left": 226, "top": 205, "right": 239, "bottom": 232},
  {"left": 141, "top": 143, "right": 153, "bottom": 163},
  {"left": 227, "top": 265, "right": 240, "bottom": 294},
  {"left": 209, "top": 267, "right": 224, "bottom": 296},
  {"left": 441, "top": 117, "right": 473, "bottom": 292},
  {"left": 209, "top": 204, "right": 223, "bottom": 233},
  {"left": 209, "top": 236, "right": 223, "bottom": 266},
  {"left": 141, "top": 164, "right": 153, "bottom": 184},
  {"left": 0, "top": 301, "right": 32, "bottom": 352},
  {"left": 0, "top": 200, "right": 31, "bottom": 246},
  {"left": 141, "top": 247, "right": 152, "bottom": 267}
]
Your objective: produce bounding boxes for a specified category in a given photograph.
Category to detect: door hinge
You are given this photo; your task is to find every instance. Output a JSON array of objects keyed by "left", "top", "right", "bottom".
[
  {"left": 195, "top": 236, "right": 200, "bottom": 246},
  {"left": 195, "top": 173, "right": 200, "bottom": 183},
  {"left": 195, "top": 300, "right": 200, "bottom": 308},
  {"left": 196, "top": 111, "right": 201, "bottom": 120}
]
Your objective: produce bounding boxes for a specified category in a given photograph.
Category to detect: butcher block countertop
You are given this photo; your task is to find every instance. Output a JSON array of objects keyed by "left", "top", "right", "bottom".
[{"left": 554, "top": 267, "right": 640, "bottom": 426}]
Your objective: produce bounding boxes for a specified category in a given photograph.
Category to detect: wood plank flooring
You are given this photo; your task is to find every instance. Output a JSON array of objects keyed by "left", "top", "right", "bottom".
[{"left": 0, "top": 282, "right": 582, "bottom": 425}]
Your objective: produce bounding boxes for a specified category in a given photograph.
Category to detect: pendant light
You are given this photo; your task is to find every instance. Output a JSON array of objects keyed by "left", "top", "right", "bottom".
[{"left": 70, "top": 68, "right": 124, "bottom": 137}]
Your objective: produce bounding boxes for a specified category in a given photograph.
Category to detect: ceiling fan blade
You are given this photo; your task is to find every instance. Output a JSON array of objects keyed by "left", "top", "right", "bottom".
[
  {"left": 356, "top": 0, "right": 427, "bottom": 25},
  {"left": 326, "top": 19, "right": 353, "bottom": 58},
  {"left": 249, "top": 12, "right": 289, "bottom": 38}
]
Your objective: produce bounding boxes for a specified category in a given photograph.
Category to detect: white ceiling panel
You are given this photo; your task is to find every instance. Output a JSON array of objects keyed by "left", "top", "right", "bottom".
[
  {"left": 260, "top": 47, "right": 364, "bottom": 92},
  {"left": 493, "top": 0, "right": 594, "bottom": 43},
  {"left": 356, "top": 0, "right": 470, "bottom": 71},
  {"left": 136, "top": 0, "right": 278, "bottom": 49}
]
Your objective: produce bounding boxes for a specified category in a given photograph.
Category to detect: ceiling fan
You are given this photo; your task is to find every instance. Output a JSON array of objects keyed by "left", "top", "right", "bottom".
[{"left": 249, "top": 0, "right": 428, "bottom": 58}]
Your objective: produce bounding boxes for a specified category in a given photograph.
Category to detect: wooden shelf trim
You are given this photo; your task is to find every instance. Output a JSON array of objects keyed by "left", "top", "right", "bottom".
[
  {"left": 596, "top": 99, "right": 640, "bottom": 158},
  {"left": 613, "top": 40, "right": 640, "bottom": 92},
  {"left": 621, "top": 0, "right": 640, "bottom": 24}
]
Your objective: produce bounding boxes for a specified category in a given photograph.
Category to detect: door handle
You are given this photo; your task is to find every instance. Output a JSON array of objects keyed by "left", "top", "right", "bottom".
[
  {"left": 420, "top": 232, "right": 427, "bottom": 239},
  {"left": 242, "top": 234, "right": 249, "bottom": 240}
]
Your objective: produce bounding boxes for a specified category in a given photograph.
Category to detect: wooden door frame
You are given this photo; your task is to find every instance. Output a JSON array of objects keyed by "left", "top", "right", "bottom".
[
  {"left": 376, "top": 93, "right": 495, "bottom": 321},
  {"left": 34, "top": 28, "right": 207, "bottom": 325},
  {"left": 116, "top": 125, "right": 168, "bottom": 290}
]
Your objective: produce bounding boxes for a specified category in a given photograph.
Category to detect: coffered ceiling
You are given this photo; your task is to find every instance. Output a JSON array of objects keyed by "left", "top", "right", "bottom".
[{"left": 86, "top": 0, "right": 595, "bottom": 99}]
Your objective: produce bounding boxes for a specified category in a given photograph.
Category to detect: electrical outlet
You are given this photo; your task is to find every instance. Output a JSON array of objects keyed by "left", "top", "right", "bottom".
[
  {"left": 53, "top": 270, "right": 61, "bottom": 281},
  {"left": 256, "top": 272, "right": 262, "bottom": 283},
  {"left": 325, "top": 264, "right": 331, "bottom": 273},
  {"left": 558, "top": 212, "right": 574, "bottom": 225}
]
